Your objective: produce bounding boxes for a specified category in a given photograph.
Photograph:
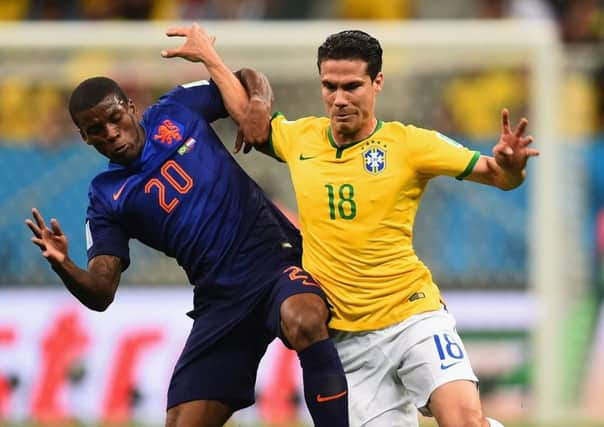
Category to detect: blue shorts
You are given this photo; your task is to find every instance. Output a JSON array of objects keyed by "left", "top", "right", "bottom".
[{"left": 167, "top": 265, "right": 328, "bottom": 411}]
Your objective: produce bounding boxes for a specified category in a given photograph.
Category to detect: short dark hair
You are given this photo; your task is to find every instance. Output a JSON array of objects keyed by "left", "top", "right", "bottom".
[
  {"left": 317, "top": 30, "right": 383, "bottom": 80},
  {"left": 68, "top": 76, "right": 128, "bottom": 126}
]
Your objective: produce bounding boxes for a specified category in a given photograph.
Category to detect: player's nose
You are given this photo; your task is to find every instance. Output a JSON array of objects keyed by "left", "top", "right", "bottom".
[
  {"left": 333, "top": 89, "right": 348, "bottom": 106},
  {"left": 105, "top": 123, "right": 120, "bottom": 141}
]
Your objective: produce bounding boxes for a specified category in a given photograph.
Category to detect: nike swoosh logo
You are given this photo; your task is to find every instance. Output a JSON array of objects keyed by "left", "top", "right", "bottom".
[
  {"left": 299, "top": 154, "right": 316, "bottom": 161},
  {"left": 316, "top": 390, "right": 347, "bottom": 403},
  {"left": 440, "top": 361, "right": 462, "bottom": 370},
  {"left": 112, "top": 179, "right": 130, "bottom": 201}
]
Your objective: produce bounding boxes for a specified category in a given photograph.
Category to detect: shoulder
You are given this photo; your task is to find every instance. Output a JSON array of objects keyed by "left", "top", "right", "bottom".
[
  {"left": 88, "top": 174, "right": 113, "bottom": 212},
  {"left": 272, "top": 113, "right": 328, "bottom": 132},
  {"left": 142, "top": 90, "right": 197, "bottom": 141},
  {"left": 89, "top": 169, "right": 126, "bottom": 209},
  {"left": 377, "top": 120, "right": 417, "bottom": 143},
  {"left": 157, "top": 80, "right": 215, "bottom": 103},
  {"left": 381, "top": 121, "right": 442, "bottom": 143}
]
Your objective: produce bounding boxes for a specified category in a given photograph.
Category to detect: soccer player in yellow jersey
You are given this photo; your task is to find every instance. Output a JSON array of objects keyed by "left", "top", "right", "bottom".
[{"left": 238, "top": 30, "right": 539, "bottom": 427}]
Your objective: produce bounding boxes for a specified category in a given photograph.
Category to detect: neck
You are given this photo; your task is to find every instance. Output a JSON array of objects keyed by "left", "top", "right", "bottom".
[{"left": 332, "top": 117, "right": 377, "bottom": 147}]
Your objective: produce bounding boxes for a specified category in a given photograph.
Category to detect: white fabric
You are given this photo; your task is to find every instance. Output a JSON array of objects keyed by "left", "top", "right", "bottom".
[
  {"left": 487, "top": 417, "right": 505, "bottom": 427},
  {"left": 331, "top": 308, "right": 478, "bottom": 426}
]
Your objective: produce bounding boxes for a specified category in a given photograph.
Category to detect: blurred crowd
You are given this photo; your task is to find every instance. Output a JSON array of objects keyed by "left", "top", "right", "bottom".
[
  {"left": 0, "top": 0, "right": 601, "bottom": 38},
  {"left": 0, "top": 0, "right": 603, "bottom": 146}
]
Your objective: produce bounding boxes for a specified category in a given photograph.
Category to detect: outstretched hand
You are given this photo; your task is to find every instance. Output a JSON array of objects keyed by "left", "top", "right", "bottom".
[
  {"left": 161, "top": 22, "right": 218, "bottom": 64},
  {"left": 492, "top": 108, "right": 539, "bottom": 172},
  {"left": 25, "top": 208, "right": 68, "bottom": 266}
]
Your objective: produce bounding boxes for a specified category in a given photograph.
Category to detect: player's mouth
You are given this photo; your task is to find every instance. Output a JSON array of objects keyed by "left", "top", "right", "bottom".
[
  {"left": 114, "top": 144, "right": 129, "bottom": 155},
  {"left": 334, "top": 112, "right": 354, "bottom": 121}
]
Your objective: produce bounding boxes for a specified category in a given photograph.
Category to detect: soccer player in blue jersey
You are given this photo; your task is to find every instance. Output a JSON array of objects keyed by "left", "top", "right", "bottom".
[{"left": 25, "top": 24, "right": 348, "bottom": 427}]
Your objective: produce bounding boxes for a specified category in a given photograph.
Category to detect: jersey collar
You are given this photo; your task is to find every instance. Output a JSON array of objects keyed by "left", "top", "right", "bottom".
[{"left": 327, "top": 120, "right": 383, "bottom": 159}]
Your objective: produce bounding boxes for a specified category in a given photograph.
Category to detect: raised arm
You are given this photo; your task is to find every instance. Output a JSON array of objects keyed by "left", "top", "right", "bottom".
[
  {"left": 25, "top": 208, "right": 120, "bottom": 311},
  {"left": 161, "top": 23, "right": 248, "bottom": 124},
  {"left": 465, "top": 109, "right": 540, "bottom": 190}
]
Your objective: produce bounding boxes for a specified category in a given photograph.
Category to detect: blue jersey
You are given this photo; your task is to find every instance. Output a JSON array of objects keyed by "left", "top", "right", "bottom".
[{"left": 85, "top": 80, "right": 301, "bottom": 311}]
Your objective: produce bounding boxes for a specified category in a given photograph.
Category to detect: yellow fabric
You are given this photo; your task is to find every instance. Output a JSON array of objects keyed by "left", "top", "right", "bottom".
[{"left": 270, "top": 114, "right": 479, "bottom": 331}]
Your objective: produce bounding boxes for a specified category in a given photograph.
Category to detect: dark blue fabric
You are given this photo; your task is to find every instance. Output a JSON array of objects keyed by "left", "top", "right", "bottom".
[
  {"left": 167, "top": 265, "right": 328, "bottom": 410},
  {"left": 85, "top": 80, "right": 302, "bottom": 310},
  {"left": 298, "top": 339, "right": 349, "bottom": 427}
]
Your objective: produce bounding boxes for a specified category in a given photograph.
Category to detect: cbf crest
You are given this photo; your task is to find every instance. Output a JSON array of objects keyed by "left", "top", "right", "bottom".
[{"left": 362, "top": 140, "right": 387, "bottom": 175}]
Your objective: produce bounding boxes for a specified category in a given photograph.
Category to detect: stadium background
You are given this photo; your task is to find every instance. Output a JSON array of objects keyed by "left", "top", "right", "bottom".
[{"left": 1, "top": 0, "right": 604, "bottom": 426}]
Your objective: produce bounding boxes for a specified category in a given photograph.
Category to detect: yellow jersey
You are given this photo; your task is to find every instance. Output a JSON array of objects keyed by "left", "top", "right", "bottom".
[{"left": 269, "top": 114, "right": 480, "bottom": 331}]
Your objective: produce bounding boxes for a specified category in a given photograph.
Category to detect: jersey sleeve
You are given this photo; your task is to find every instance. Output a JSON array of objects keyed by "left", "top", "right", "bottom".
[
  {"left": 268, "top": 113, "right": 299, "bottom": 163},
  {"left": 405, "top": 126, "right": 480, "bottom": 180},
  {"left": 85, "top": 189, "right": 130, "bottom": 271},
  {"left": 158, "top": 79, "right": 228, "bottom": 123}
]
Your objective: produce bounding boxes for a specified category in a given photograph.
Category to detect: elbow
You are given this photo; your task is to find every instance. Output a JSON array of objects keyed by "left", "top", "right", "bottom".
[
  {"left": 85, "top": 293, "right": 115, "bottom": 312},
  {"left": 498, "top": 182, "right": 519, "bottom": 191}
]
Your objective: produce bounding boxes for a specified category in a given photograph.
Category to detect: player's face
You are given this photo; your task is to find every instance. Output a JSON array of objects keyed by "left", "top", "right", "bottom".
[
  {"left": 76, "top": 95, "right": 145, "bottom": 165},
  {"left": 319, "top": 59, "right": 383, "bottom": 144}
]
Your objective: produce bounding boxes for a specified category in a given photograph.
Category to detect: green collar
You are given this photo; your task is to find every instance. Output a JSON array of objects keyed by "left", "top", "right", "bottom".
[{"left": 328, "top": 119, "right": 383, "bottom": 159}]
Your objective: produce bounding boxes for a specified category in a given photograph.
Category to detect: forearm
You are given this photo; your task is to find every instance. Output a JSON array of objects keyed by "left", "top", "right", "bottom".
[
  {"left": 204, "top": 57, "right": 248, "bottom": 123},
  {"left": 51, "top": 255, "right": 120, "bottom": 311},
  {"left": 466, "top": 155, "right": 525, "bottom": 190}
]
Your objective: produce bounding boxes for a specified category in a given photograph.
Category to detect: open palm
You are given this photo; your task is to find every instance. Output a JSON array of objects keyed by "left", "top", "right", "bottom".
[
  {"left": 492, "top": 108, "right": 539, "bottom": 172},
  {"left": 25, "top": 208, "right": 68, "bottom": 265}
]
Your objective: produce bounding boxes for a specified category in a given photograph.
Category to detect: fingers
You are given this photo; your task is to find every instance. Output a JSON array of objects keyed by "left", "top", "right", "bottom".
[
  {"left": 26, "top": 208, "right": 47, "bottom": 238},
  {"left": 234, "top": 129, "right": 244, "bottom": 153},
  {"left": 520, "top": 135, "right": 534, "bottom": 147},
  {"left": 31, "top": 208, "right": 47, "bottom": 229},
  {"left": 50, "top": 218, "right": 63, "bottom": 236},
  {"left": 165, "top": 27, "right": 189, "bottom": 37},
  {"left": 514, "top": 117, "right": 528, "bottom": 137},
  {"left": 162, "top": 23, "right": 215, "bottom": 60},
  {"left": 26, "top": 209, "right": 63, "bottom": 240},
  {"left": 165, "top": 23, "right": 208, "bottom": 40},
  {"left": 160, "top": 48, "right": 181, "bottom": 58},
  {"left": 163, "top": 25, "right": 189, "bottom": 58},
  {"left": 243, "top": 143, "right": 253, "bottom": 154},
  {"left": 25, "top": 219, "right": 41, "bottom": 238},
  {"left": 31, "top": 236, "right": 46, "bottom": 251},
  {"left": 526, "top": 148, "right": 540, "bottom": 157},
  {"left": 501, "top": 108, "right": 510, "bottom": 134}
]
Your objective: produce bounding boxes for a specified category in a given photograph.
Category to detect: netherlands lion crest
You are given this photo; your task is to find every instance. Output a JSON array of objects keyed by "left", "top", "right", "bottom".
[{"left": 362, "top": 142, "right": 386, "bottom": 175}]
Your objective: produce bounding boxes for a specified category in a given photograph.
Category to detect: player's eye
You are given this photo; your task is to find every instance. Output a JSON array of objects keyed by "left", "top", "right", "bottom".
[
  {"left": 344, "top": 83, "right": 362, "bottom": 91},
  {"left": 87, "top": 124, "right": 104, "bottom": 136}
]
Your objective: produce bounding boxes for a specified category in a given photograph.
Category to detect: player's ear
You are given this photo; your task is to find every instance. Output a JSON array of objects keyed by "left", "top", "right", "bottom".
[
  {"left": 79, "top": 128, "right": 92, "bottom": 145},
  {"left": 79, "top": 129, "right": 95, "bottom": 146},
  {"left": 373, "top": 72, "right": 384, "bottom": 93},
  {"left": 127, "top": 99, "right": 137, "bottom": 115}
]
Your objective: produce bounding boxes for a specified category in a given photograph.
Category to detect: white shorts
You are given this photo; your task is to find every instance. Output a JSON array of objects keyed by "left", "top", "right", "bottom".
[{"left": 331, "top": 308, "right": 478, "bottom": 427}]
